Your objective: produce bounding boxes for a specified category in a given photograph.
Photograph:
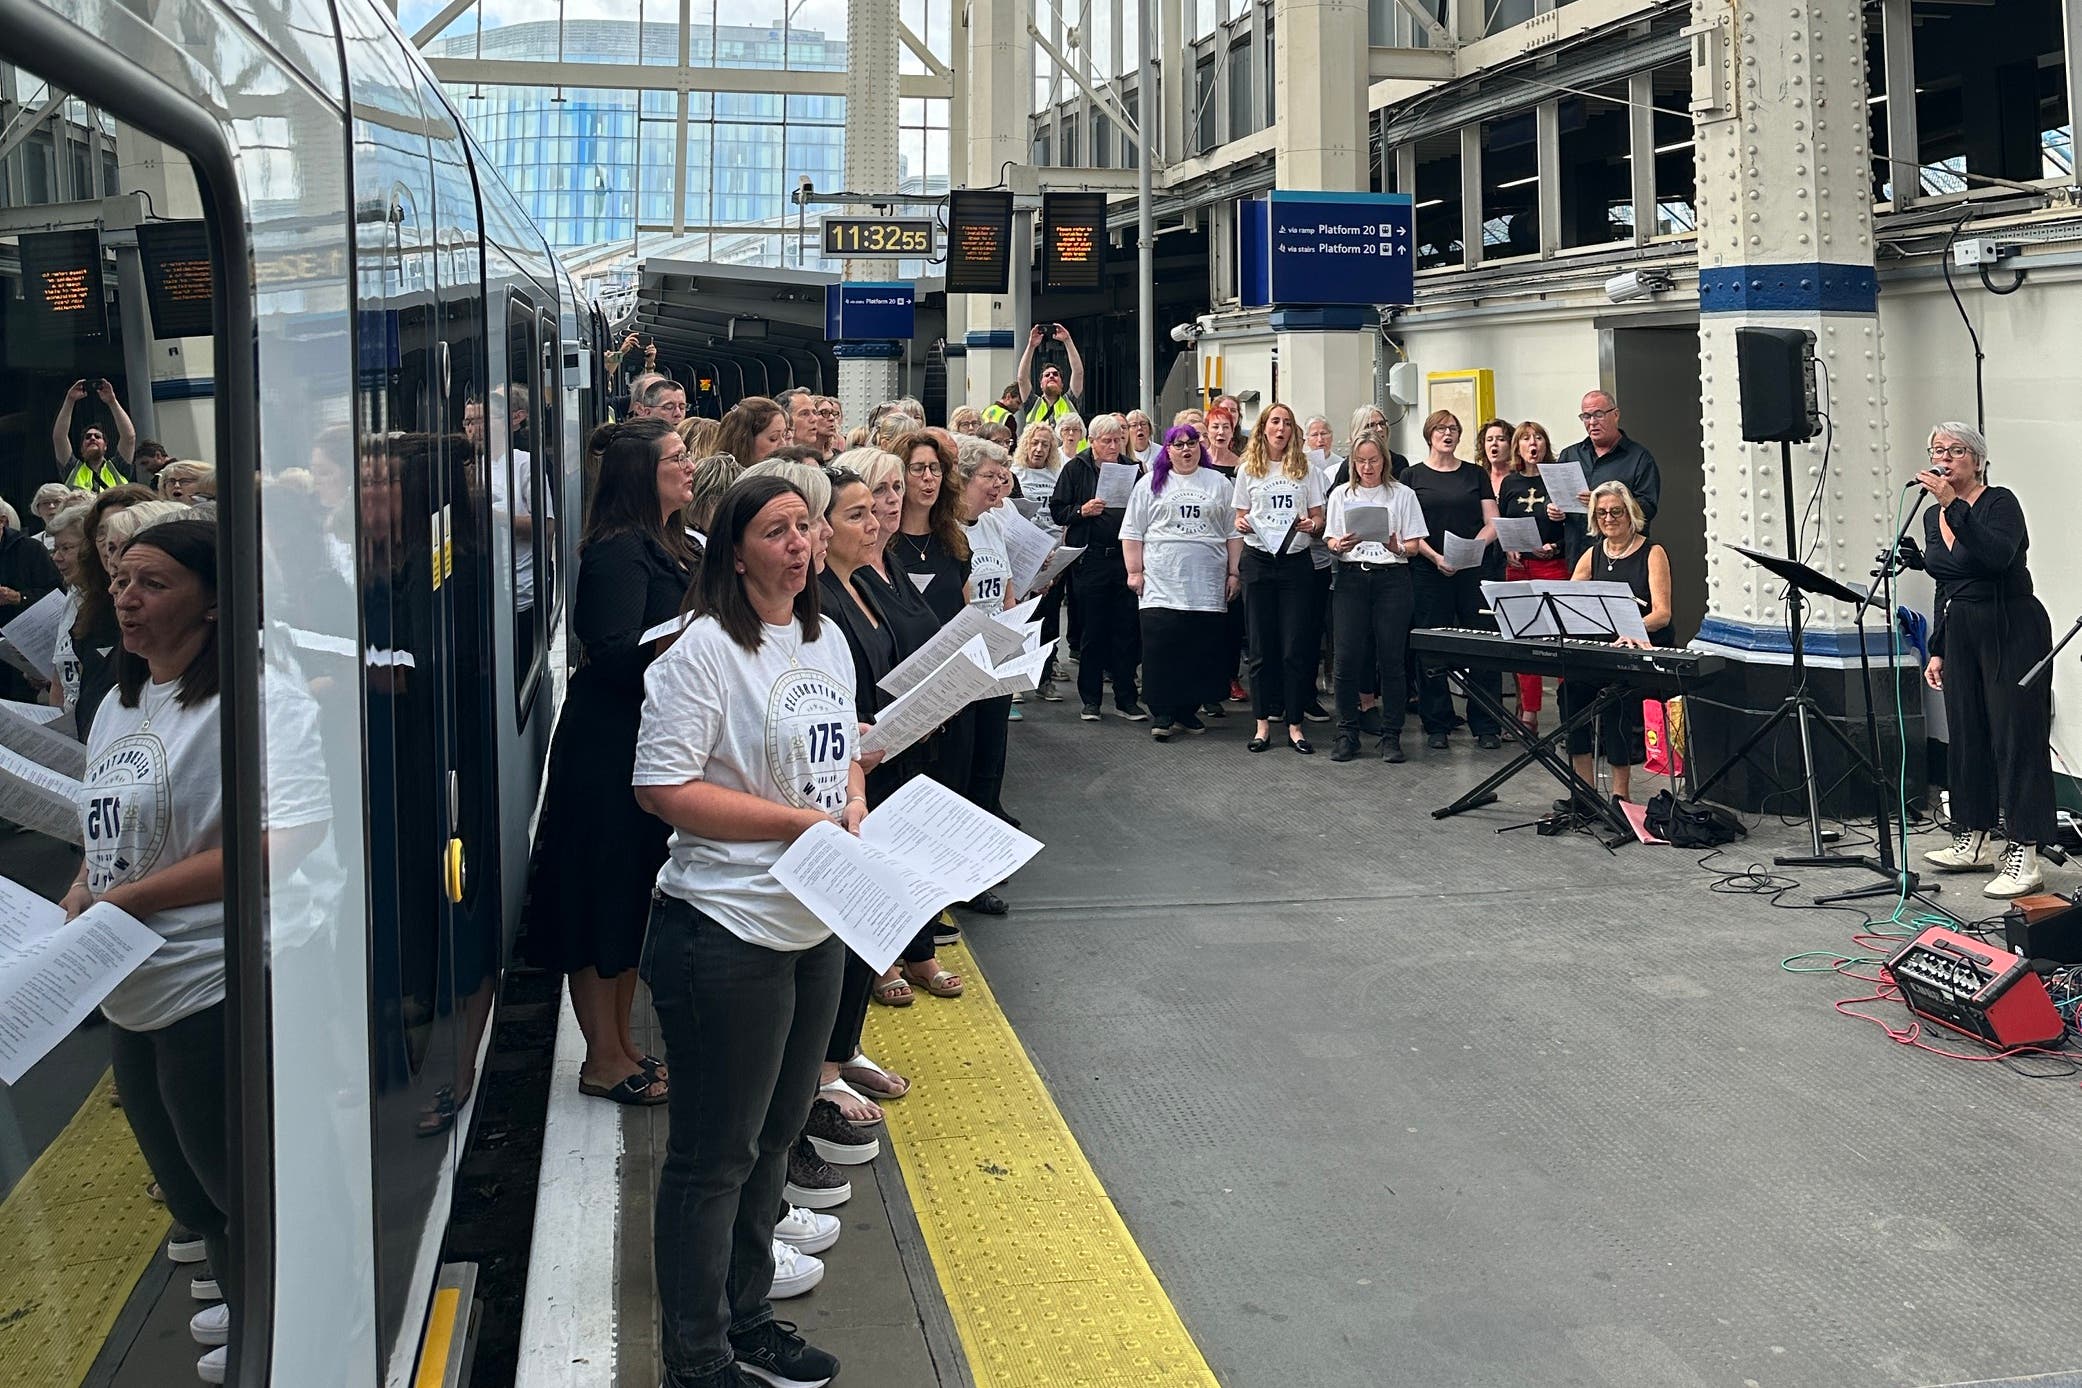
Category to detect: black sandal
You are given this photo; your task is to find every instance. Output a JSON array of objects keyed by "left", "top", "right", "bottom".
[
  {"left": 579, "top": 1071, "right": 668, "bottom": 1106},
  {"left": 639, "top": 1053, "right": 668, "bottom": 1077}
]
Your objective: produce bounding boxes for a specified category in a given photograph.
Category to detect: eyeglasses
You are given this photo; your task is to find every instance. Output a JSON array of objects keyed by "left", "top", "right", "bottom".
[
  {"left": 1593, "top": 507, "right": 1631, "bottom": 519},
  {"left": 1578, "top": 408, "right": 1617, "bottom": 422},
  {"left": 905, "top": 461, "right": 942, "bottom": 476},
  {"left": 974, "top": 470, "right": 1013, "bottom": 486},
  {"left": 1928, "top": 445, "right": 1973, "bottom": 458}
]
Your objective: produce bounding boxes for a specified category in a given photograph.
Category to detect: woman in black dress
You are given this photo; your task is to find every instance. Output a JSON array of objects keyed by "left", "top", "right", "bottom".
[
  {"left": 1562, "top": 480, "right": 1672, "bottom": 805},
  {"left": 1404, "top": 410, "right": 1502, "bottom": 750},
  {"left": 1912, "top": 422, "right": 2055, "bottom": 899},
  {"left": 522, "top": 418, "right": 695, "bottom": 1105}
]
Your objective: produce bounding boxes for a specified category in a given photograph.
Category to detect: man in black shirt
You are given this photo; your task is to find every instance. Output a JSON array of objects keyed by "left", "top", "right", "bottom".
[
  {"left": 1049, "top": 414, "right": 1144, "bottom": 720},
  {"left": 1551, "top": 390, "right": 1660, "bottom": 564}
]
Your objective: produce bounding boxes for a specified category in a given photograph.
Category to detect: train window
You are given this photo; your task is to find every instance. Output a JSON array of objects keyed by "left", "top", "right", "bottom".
[
  {"left": 536, "top": 308, "right": 563, "bottom": 634},
  {"left": 504, "top": 297, "right": 543, "bottom": 710}
]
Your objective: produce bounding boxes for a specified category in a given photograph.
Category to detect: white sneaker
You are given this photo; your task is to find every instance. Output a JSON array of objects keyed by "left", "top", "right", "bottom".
[
  {"left": 190, "top": 1301, "right": 230, "bottom": 1346},
  {"left": 197, "top": 1345, "right": 227, "bottom": 1383},
  {"left": 770, "top": 1238, "right": 825, "bottom": 1299},
  {"left": 1010, "top": 690, "right": 1025, "bottom": 704},
  {"left": 1985, "top": 842, "right": 2044, "bottom": 898},
  {"left": 1924, "top": 829, "right": 1996, "bottom": 872},
  {"left": 775, "top": 1204, "right": 841, "bottom": 1255},
  {"left": 167, "top": 1227, "right": 207, "bottom": 1263}
]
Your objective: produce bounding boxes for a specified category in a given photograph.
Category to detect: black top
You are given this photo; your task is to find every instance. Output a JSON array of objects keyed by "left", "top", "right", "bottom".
[
  {"left": 1049, "top": 447, "right": 1137, "bottom": 582},
  {"left": 1557, "top": 431, "right": 1661, "bottom": 562},
  {"left": 1922, "top": 486, "right": 2033, "bottom": 657},
  {"left": 819, "top": 567, "right": 900, "bottom": 718},
  {"left": 1588, "top": 540, "right": 1673, "bottom": 647},
  {"left": 840, "top": 561, "right": 944, "bottom": 800},
  {"left": 889, "top": 528, "right": 971, "bottom": 625},
  {"left": 1496, "top": 471, "right": 1569, "bottom": 551},
  {"left": 0, "top": 527, "right": 63, "bottom": 704},
  {"left": 1403, "top": 461, "right": 1495, "bottom": 553},
  {"left": 854, "top": 560, "right": 944, "bottom": 654},
  {"left": 572, "top": 530, "right": 691, "bottom": 697}
]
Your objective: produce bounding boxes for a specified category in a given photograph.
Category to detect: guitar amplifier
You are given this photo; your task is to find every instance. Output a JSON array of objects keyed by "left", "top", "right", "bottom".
[
  {"left": 1882, "top": 927, "right": 2067, "bottom": 1051},
  {"left": 2001, "top": 895, "right": 2082, "bottom": 965}
]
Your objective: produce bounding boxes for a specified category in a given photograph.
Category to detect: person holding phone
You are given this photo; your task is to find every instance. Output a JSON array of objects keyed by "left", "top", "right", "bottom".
[
  {"left": 1016, "top": 323, "right": 1085, "bottom": 425},
  {"left": 52, "top": 379, "right": 137, "bottom": 490}
]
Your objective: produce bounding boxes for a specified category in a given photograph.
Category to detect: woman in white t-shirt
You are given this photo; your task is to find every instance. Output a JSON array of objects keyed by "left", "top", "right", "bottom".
[
  {"left": 1121, "top": 424, "right": 1240, "bottom": 739},
  {"left": 1054, "top": 412, "right": 1086, "bottom": 463},
  {"left": 954, "top": 440, "right": 1019, "bottom": 829},
  {"left": 69, "top": 517, "right": 331, "bottom": 1381},
  {"left": 1230, "top": 403, "right": 1327, "bottom": 754},
  {"left": 1009, "top": 422, "right": 1069, "bottom": 702},
  {"left": 43, "top": 500, "right": 91, "bottom": 715},
  {"left": 632, "top": 474, "right": 867, "bottom": 1388},
  {"left": 1325, "top": 430, "right": 1430, "bottom": 764}
]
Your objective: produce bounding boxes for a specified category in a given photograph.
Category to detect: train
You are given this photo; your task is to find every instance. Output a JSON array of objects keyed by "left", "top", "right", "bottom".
[{"left": 0, "top": 0, "right": 605, "bottom": 1382}]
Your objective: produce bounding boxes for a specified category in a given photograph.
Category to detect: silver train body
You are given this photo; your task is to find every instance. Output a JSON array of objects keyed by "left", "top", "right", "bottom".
[{"left": 0, "top": 0, "right": 600, "bottom": 1381}]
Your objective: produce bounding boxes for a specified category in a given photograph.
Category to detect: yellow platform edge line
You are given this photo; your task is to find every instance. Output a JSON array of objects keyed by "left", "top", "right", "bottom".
[
  {"left": 863, "top": 952, "right": 1222, "bottom": 1388},
  {"left": 413, "top": 1286, "right": 463, "bottom": 1388},
  {"left": 0, "top": 1070, "right": 169, "bottom": 1388}
]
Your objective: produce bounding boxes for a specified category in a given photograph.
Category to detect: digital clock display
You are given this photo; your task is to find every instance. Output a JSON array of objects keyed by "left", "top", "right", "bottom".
[{"left": 822, "top": 217, "right": 935, "bottom": 257}]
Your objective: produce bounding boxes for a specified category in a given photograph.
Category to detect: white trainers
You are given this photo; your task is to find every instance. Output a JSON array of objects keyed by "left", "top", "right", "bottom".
[
  {"left": 197, "top": 1345, "right": 227, "bottom": 1383},
  {"left": 770, "top": 1238, "right": 826, "bottom": 1299},
  {"left": 167, "top": 1227, "right": 207, "bottom": 1263},
  {"left": 1924, "top": 829, "right": 1996, "bottom": 872},
  {"left": 775, "top": 1204, "right": 841, "bottom": 1255},
  {"left": 1985, "top": 842, "right": 2044, "bottom": 898},
  {"left": 190, "top": 1301, "right": 230, "bottom": 1346}
]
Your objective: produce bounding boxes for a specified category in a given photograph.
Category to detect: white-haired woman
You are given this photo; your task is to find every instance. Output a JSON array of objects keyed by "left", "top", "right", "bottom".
[
  {"left": 1912, "top": 422, "right": 2054, "bottom": 897},
  {"left": 1054, "top": 412, "right": 1086, "bottom": 463}
]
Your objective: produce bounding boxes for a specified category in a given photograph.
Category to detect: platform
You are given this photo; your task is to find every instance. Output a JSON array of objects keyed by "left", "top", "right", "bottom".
[{"left": 535, "top": 691, "right": 2082, "bottom": 1388}]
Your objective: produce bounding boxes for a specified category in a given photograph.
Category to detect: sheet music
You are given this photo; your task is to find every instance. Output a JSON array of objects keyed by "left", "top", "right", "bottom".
[
  {"left": 639, "top": 612, "right": 696, "bottom": 646},
  {"left": 999, "top": 509, "right": 1058, "bottom": 598},
  {"left": 859, "top": 636, "right": 999, "bottom": 760},
  {"left": 1482, "top": 579, "right": 1650, "bottom": 643},
  {"left": 1339, "top": 505, "right": 1398, "bottom": 544},
  {"left": 878, "top": 605, "right": 1000, "bottom": 699},
  {"left": 1096, "top": 462, "right": 1140, "bottom": 510},
  {"left": 0, "top": 591, "right": 65, "bottom": 682},
  {"left": 998, "top": 595, "right": 1044, "bottom": 629},
  {"left": 977, "top": 613, "right": 1033, "bottom": 666},
  {"left": 0, "top": 699, "right": 67, "bottom": 727},
  {"left": 988, "top": 645, "right": 1051, "bottom": 697},
  {"left": 1492, "top": 516, "right": 1546, "bottom": 552},
  {"left": 0, "top": 878, "right": 161, "bottom": 1085},
  {"left": 0, "top": 639, "right": 45, "bottom": 686},
  {"left": 0, "top": 744, "right": 81, "bottom": 844},
  {"left": 1481, "top": 581, "right": 1556, "bottom": 639},
  {"left": 1537, "top": 461, "right": 1590, "bottom": 513},
  {"left": 0, "top": 701, "right": 84, "bottom": 779},
  {"left": 1024, "top": 545, "right": 1084, "bottom": 595},
  {"left": 1251, "top": 504, "right": 1298, "bottom": 559},
  {"left": 1442, "top": 532, "right": 1488, "bottom": 571},
  {"left": 770, "top": 775, "right": 1042, "bottom": 972}
]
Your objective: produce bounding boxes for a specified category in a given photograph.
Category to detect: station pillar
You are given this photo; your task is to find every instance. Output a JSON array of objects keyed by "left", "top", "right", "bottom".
[
  {"left": 115, "top": 128, "right": 212, "bottom": 457},
  {"left": 959, "top": 0, "right": 1034, "bottom": 407},
  {"left": 838, "top": 0, "right": 904, "bottom": 417},
  {"left": 1686, "top": 0, "right": 1922, "bottom": 811}
]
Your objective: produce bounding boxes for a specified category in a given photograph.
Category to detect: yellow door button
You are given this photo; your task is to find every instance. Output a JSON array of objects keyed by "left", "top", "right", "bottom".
[{"left": 444, "top": 838, "right": 465, "bottom": 903}]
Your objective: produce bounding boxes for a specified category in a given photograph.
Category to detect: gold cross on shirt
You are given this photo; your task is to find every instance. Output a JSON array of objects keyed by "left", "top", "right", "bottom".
[{"left": 1518, "top": 488, "right": 1547, "bottom": 513}]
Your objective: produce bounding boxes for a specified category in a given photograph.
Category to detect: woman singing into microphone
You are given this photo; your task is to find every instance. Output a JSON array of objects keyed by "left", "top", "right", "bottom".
[{"left": 1912, "top": 422, "right": 2055, "bottom": 899}]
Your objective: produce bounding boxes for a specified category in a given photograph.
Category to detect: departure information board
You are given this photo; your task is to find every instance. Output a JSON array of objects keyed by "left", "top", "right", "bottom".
[
  {"left": 821, "top": 216, "right": 934, "bottom": 258},
  {"left": 1041, "top": 192, "right": 1107, "bottom": 293},
  {"left": 946, "top": 189, "right": 1014, "bottom": 294},
  {"left": 137, "top": 220, "right": 215, "bottom": 339},
  {"left": 22, "top": 229, "right": 108, "bottom": 344}
]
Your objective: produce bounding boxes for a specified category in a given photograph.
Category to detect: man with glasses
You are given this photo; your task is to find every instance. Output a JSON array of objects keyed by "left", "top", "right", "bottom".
[
  {"left": 640, "top": 378, "right": 688, "bottom": 425},
  {"left": 1551, "top": 390, "right": 1660, "bottom": 565}
]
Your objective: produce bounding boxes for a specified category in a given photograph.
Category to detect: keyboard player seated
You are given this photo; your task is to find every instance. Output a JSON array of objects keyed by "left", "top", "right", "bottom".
[{"left": 1559, "top": 480, "right": 1673, "bottom": 804}]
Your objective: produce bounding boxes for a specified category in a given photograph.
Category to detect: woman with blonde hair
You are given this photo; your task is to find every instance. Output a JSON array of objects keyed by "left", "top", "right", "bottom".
[
  {"left": 1561, "top": 480, "right": 1672, "bottom": 805},
  {"left": 713, "top": 395, "right": 789, "bottom": 466},
  {"left": 157, "top": 460, "right": 216, "bottom": 502},
  {"left": 675, "top": 415, "right": 721, "bottom": 461},
  {"left": 1496, "top": 421, "right": 1569, "bottom": 732},
  {"left": 1010, "top": 421, "right": 1068, "bottom": 702},
  {"left": 1230, "top": 402, "right": 1325, "bottom": 753}
]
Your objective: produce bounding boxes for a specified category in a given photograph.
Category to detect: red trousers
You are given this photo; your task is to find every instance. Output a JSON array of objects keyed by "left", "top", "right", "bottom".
[{"left": 1508, "top": 553, "right": 1571, "bottom": 714}]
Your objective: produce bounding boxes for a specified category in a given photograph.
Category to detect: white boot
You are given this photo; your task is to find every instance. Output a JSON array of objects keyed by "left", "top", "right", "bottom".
[
  {"left": 1924, "top": 829, "right": 1995, "bottom": 872},
  {"left": 1985, "top": 842, "right": 2044, "bottom": 899}
]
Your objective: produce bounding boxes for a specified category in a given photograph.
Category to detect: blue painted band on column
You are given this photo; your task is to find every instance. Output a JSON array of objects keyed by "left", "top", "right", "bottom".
[
  {"left": 1267, "top": 306, "right": 1378, "bottom": 333},
  {"left": 151, "top": 377, "right": 216, "bottom": 401},
  {"left": 833, "top": 342, "right": 906, "bottom": 360},
  {"left": 964, "top": 329, "right": 1016, "bottom": 349},
  {"left": 1696, "top": 613, "right": 1901, "bottom": 660},
  {"left": 1697, "top": 263, "right": 1879, "bottom": 314}
]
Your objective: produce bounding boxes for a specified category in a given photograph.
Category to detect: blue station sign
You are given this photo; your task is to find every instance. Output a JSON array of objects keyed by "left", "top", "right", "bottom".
[
  {"left": 825, "top": 282, "right": 916, "bottom": 342},
  {"left": 1239, "top": 190, "right": 1415, "bottom": 308}
]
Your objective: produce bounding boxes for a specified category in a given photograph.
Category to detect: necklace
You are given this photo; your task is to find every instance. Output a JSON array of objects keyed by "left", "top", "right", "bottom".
[
  {"left": 896, "top": 531, "right": 932, "bottom": 564},
  {"left": 139, "top": 679, "right": 180, "bottom": 732}
]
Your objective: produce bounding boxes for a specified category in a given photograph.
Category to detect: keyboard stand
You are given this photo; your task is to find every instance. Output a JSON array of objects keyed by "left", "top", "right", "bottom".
[{"left": 1429, "top": 667, "right": 1635, "bottom": 845}]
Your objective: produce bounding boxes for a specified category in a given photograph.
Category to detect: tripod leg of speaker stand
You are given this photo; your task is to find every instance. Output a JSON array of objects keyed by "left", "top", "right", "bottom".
[{"left": 1773, "top": 697, "right": 1890, "bottom": 871}]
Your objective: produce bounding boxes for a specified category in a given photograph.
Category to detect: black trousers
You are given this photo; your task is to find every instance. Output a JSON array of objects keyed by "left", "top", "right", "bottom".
[
  {"left": 1034, "top": 577, "right": 1067, "bottom": 683},
  {"left": 1332, "top": 563, "right": 1415, "bottom": 738},
  {"left": 1305, "top": 562, "right": 1333, "bottom": 706},
  {"left": 965, "top": 693, "right": 1013, "bottom": 817},
  {"left": 1242, "top": 547, "right": 1319, "bottom": 724},
  {"left": 111, "top": 1003, "right": 236, "bottom": 1315},
  {"left": 1941, "top": 595, "right": 2057, "bottom": 845},
  {"left": 1410, "top": 561, "right": 1500, "bottom": 736},
  {"left": 1075, "top": 569, "right": 1141, "bottom": 709}
]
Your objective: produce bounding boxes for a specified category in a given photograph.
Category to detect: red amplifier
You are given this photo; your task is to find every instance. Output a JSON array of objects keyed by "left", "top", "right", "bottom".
[{"left": 1883, "top": 927, "right": 2067, "bottom": 1051}]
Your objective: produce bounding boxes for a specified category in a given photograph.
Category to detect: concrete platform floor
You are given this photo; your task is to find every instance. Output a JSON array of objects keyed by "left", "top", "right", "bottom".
[{"left": 955, "top": 695, "right": 2082, "bottom": 1388}]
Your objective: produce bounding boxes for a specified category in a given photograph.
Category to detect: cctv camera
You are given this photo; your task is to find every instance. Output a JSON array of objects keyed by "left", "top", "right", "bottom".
[{"left": 1170, "top": 322, "right": 1201, "bottom": 344}]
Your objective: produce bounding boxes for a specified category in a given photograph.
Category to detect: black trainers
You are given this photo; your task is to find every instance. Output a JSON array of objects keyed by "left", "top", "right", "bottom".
[
  {"left": 1330, "top": 735, "right": 1360, "bottom": 763},
  {"left": 1079, "top": 704, "right": 1103, "bottom": 721},
  {"left": 966, "top": 889, "right": 1009, "bottom": 916},
  {"left": 1116, "top": 702, "right": 1149, "bottom": 721},
  {"left": 932, "top": 912, "right": 962, "bottom": 947},
  {"left": 784, "top": 1137, "right": 851, "bottom": 1209},
  {"left": 1425, "top": 731, "right": 1450, "bottom": 751},
  {"left": 731, "top": 1318, "right": 839, "bottom": 1388},
  {"left": 1176, "top": 712, "right": 1208, "bottom": 734},
  {"left": 1302, "top": 703, "right": 1332, "bottom": 724},
  {"left": 1151, "top": 721, "right": 1175, "bottom": 741},
  {"left": 803, "top": 1100, "right": 879, "bottom": 1166},
  {"left": 1476, "top": 731, "right": 1502, "bottom": 750},
  {"left": 1358, "top": 706, "right": 1387, "bottom": 736},
  {"left": 663, "top": 1366, "right": 764, "bottom": 1388},
  {"left": 1379, "top": 734, "right": 1406, "bottom": 764},
  {"left": 1199, "top": 702, "right": 1226, "bottom": 718}
]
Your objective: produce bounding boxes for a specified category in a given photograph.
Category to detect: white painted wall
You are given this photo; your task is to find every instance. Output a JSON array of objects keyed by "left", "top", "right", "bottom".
[{"left": 1388, "top": 304, "right": 1605, "bottom": 457}]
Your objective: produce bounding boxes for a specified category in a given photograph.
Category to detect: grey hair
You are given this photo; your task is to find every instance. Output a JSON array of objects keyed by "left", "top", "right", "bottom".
[
  {"left": 1126, "top": 409, "right": 1153, "bottom": 428},
  {"left": 46, "top": 500, "right": 94, "bottom": 539},
  {"left": 1346, "top": 404, "right": 1388, "bottom": 450},
  {"left": 0, "top": 497, "right": 17, "bottom": 530},
  {"left": 1085, "top": 413, "right": 1126, "bottom": 440},
  {"left": 743, "top": 457, "right": 831, "bottom": 518},
  {"left": 1304, "top": 415, "right": 1331, "bottom": 432},
  {"left": 1927, "top": 421, "right": 1988, "bottom": 469},
  {"left": 1054, "top": 412, "right": 1086, "bottom": 436},
  {"left": 686, "top": 453, "right": 744, "bottom": 534},
  {"left": 955, "top": 437, "right": 1012, "bottom": 481},
  {"left": 639, "top": 377, "right": 685, "bottom": 408},
  {"left": 1585, "top": 479, "right": 1645, "bottom": 536}
]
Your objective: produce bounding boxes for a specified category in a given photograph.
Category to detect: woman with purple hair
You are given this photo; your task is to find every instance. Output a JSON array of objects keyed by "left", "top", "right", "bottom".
[{"left": 1121, "top": 425, "right": 1242, "bottom": 740}]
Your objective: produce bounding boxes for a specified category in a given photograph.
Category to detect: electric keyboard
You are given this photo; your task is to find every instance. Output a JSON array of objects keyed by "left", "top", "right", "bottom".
[{"left": 1409, "top": 628, "right": 1726, "bottom": 695}]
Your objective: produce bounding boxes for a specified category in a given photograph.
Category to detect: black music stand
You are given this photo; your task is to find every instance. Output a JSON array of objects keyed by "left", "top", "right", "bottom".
[{"left": 1692, "top": 545, "right": 1892, "bottom": 869}]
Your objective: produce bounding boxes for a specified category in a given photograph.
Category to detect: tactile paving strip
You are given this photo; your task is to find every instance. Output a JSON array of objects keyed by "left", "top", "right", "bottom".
[
  {"left": 0, "top": 1071, "right": 168, "bottom": 1388},
  {"left": 863, "top": 956, "right": 1221, "bottom": 1387}
]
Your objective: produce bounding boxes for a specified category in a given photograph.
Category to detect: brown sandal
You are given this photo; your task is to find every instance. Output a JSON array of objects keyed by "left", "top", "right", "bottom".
[
  {"left": 870, "top": 973, "right": 914, "bottom": 1006},
  {"left": 902, "top": 963, "right": 965, "bottom": 998}
]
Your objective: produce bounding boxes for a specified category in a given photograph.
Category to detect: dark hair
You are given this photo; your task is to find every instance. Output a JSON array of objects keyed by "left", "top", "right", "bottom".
[
  {"left": 715, "top": 396, "right": 784, "bottom": 467},
  {"left": 133, "top": 438, "right": 169, "bottom": 461},
  {"left": 114, "top": 518, "right": 218, "bottom": 707},
  {"left": 693, "top": 474, "right": 824, "bottom": 651},
  {"left": 1151, "top": 424, "right": 1201, "bottom": 496},
  {"left": 767, "top": 444, "right": 825, "bottom": 465},
  {"left": 73, "top": 483, "right": 159, "bottom": 638},
  {"left": 891, "top": 430, "right": 969, "bottom": 562},
  {"left": 639, "top": 378, "right": 685, "bottom": 409},
  {"left": 582, "top": 418, "right": 694, "bottom": 569},
  {"left": 1478, "top": 417, "right": 1515, "bottom": 459}
]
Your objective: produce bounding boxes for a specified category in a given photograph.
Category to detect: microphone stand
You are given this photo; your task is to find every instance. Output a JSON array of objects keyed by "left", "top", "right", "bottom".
[
  {"left": 1809, "top": 483, "right": 1956, "bottom": 920},
  {"left": 2019, "top": 612, "right": 2082, "bottom": 689}
]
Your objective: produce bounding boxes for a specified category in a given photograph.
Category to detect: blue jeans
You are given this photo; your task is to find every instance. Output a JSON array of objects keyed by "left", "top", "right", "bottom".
[{"left": 640, "top": 892, "right": 844, "bottom": 1378}]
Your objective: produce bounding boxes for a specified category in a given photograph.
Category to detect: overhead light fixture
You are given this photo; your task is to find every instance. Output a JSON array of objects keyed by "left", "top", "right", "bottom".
[
  {"left": 1653, "top": 139, "right": 1694, "bottom": 154},
  {"left": 1415, "top": 198, "right": 1444, "bottom": 209},
  {"left": 1496, "top": 175, "right": 1538, "bottom": 189}
]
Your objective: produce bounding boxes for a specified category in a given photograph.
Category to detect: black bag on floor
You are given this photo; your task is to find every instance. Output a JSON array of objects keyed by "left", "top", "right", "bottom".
[{"left": 1644, "top": 791, "right": 1746, "bottom": 847}]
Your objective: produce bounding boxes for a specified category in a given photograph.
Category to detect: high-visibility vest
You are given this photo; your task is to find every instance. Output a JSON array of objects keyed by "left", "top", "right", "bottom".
[
  {"left": 1024, "top": 394, "right": 1076, "bottom": 425},
  {"left": 982, "top": 403, "right": 1016, "bottom": 427},
  {"left": 66, "top": 457, "right": 127, "bottom": 491}
]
